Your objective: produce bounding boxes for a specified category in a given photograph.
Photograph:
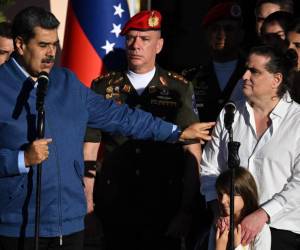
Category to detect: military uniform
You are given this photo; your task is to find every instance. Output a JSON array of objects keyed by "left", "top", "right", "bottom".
[
  {"left": 85, "top": 66, "right": 199, "bottom": 250},
  {"left": 182, "top": 58, "right": 245, "bottom": 122}
]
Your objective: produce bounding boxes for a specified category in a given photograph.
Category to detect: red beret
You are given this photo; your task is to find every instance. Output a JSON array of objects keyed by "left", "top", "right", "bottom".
[
  {"left": 121, "top": 10, "right": 162, "bottom": 36},
  {"left": 202, "top": 2, "right": 242, "bottom": 27}
]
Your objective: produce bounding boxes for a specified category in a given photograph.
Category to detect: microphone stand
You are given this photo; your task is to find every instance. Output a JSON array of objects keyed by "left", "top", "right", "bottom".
[
  {"left": 227, "top": 126, "right": 240, "bottom": 250},
  {"left": 34, "top": 81, "right": 47, "bottom": 250}
]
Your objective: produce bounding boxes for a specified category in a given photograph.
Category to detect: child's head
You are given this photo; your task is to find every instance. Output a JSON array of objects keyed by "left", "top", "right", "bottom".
[{"left": 215, "top": 167, "right": 259, "bottom": 220}]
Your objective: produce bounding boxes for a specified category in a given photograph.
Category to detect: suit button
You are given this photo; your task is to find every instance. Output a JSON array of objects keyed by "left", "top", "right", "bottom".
[
  {"left": 106, "top": 179, "right": 111, "bottom": 184},
  {"left": 135, "top": 148, "right": 141, "bottom": 154}
]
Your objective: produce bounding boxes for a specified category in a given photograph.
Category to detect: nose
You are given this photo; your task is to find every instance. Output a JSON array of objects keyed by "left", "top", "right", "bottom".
[
  {"left": 130, "top": 37, "right": 141, "bottom": 49},
  {"left": 242, "top": 69, "right": 250, "bottom": 81},
  {"left": 221, "top": 193, "right": 229, "bottom": 205},
  {"left": 289, "top": 42, "right": 296, "bottom": 50},
  {"left": 216, "top": 26, "right": 225, "bottom": 38},
  {"left": 46, "top": 44, "right": 56, "bottom": 57}
]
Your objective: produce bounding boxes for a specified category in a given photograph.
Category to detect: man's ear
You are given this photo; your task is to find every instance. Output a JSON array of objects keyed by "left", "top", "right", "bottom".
[
  {"left": 156, "top": 37, "right": 164, "bottom": 54},
  {"left": 273, "top": 72, "right": 283, "bottom": 89},
  {"left": 14, "top": 36, "right": 25, "bottom": 55}
]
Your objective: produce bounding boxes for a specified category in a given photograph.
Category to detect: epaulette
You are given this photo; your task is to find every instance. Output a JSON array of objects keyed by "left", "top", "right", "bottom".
[
  {"left": 93, "top": 71, "right": 117, "bottom": 82},
  {"left": 167, "top": 71, "right": 189, "bottom": 84}
]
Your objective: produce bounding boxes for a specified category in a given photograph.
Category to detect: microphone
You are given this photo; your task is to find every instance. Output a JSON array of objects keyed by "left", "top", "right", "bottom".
[
  {"left": 224, "top": 101, "right": 236, "bottom": 131},
  {"left": 36, "top": 71, "right": 49, "bottom": 112}
]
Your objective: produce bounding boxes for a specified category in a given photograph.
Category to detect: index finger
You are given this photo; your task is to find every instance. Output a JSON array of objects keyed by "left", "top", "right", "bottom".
[
  {"left": 38, "top": 138, "right": 52, "bottom": 144},
  {"left": 45, "top": 138, "right": 52, "bottom": 144},
  {"left": 199, "top": 122, "right": 215, "bottom": 129}
]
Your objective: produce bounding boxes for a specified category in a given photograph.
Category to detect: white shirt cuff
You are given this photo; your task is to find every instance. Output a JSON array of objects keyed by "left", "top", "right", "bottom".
[
  {"left": 172, "top": 125, "right": 178, "bottom": 132},
  {"left": 261, "top": 199, "right": 283, "bottom": 222},
  {"left": 18, "top": 151, "right": 29, "bottom": 174}
]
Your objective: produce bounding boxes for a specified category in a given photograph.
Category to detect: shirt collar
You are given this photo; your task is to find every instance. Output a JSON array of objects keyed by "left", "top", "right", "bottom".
[
  {"left": 245, "top": 92, "right": 292, "bottom": 120},
  {"left": 270, "top": 92, "right": 292, "bottom": 119},
  {"left": 11, "top": 57, "right": 30, "bottom": 78},
  {"left": 11, "top": 57, "right": 38, "bottom": 87}
]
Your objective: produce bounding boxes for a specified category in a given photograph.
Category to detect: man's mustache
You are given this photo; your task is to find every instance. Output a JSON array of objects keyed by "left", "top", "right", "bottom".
[{"left": 42, "top": 56, "right": 55, "bottom": 63}]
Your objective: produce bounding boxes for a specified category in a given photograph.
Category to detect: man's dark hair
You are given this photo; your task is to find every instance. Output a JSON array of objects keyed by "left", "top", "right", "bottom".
[
  {"left": 12, "top": 6, "right": 60, "bottom": 43},
  {"left": 249, "top": 44, "right": 298, "bottom": 97},
  {"left": 261, "top": 11, "right": 294, "bottom": 37},
  {"left": 255, "top": 0, "right": 294, "bottom": 16},
  {"left": 0, "top": 22, "right": 12, "bottom": 39}
]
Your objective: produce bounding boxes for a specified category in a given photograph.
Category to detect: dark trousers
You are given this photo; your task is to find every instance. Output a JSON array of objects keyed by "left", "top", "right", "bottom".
[
  {"left": 271, "top": 227, "right": 300, "bottom": 250},
  {"left": 0, "top": 231, "right": 84, "bottom": 250}
]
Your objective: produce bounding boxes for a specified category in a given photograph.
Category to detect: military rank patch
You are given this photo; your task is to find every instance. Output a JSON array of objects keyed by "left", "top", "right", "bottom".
[
  {"left": 122, "top": 84, "right": 131, "bottom": 93},
  {"left": 106, "top": 86, "right": 113, "bottom": 94},
  {"left": 105, "top": 93, "right": 113, "bottom": 99}
]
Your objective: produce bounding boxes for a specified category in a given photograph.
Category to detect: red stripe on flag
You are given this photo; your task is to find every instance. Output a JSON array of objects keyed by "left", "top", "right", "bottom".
[{"left": 61, "top": 3, "right": 105, "bottom": 87}]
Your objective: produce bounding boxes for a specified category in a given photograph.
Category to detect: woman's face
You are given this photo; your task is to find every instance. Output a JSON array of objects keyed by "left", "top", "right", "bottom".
[
  {"left": 242, "top": 53, "right": 281, "bottom": 101},
  {"left": 288, "top": 31, "right": 300, "bottom": 70}
]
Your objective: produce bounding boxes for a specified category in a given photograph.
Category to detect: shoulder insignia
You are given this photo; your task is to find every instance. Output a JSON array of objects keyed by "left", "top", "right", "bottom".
[
  {"left": 93, "top": 71, "right": 117, "bottom": 83},
  {"left": 167, "top": 71, "right": 189, "bottom": 84},
  {"left": 159, "top": 76, "right": 167, "bottom": 85},
  {"left": 112, "top": 76, "right": 124, "bottom": 85}
]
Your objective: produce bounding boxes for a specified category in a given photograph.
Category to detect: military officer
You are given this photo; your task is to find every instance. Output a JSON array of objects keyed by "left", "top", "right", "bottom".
[
  {"left": 182, "top": 2, "right": 246, "bottom": 122},
  {"left": 84, "top": 10, "right": 205, "bottom": 250}
]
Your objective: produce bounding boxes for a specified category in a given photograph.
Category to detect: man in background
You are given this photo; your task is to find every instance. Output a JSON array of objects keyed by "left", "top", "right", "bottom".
[
  {"left": 183, "top": 2, "right": 245, "bottom": 122},
  {"left": 0, "top": 21, "right": 13, "bottom": 65},
  {"left": 255, "top": 0, "right": 294, "bottom": 35}
]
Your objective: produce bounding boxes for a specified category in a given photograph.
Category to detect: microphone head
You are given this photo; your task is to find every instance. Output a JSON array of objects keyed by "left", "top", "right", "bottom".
[
  {"left": 36, "top": 71, "right": 49, "bottom": 112},
  {"left": 38, "top": 71, "right": 49, "bottom": 84},
  {"left": 224, "top": 101, "right": 236, "bottom": 114},
  {"left": 224, "top": 101, "right": 236, "bottom": 130}
]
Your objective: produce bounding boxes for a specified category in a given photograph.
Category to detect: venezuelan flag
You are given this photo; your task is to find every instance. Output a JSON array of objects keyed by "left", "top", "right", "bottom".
[{"left": 61, "top": 0, "right": 130, "bottom": 87}]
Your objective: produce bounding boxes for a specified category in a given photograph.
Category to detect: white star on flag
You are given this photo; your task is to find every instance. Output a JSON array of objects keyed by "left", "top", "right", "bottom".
[
  {"left": 113, "top": 3, "right": 124, "bottom": 18},
  {"left": 111, "top": 23, "right": 122, "bottom": 38},
  {"left": 101, "top": 40, "right": 115, "bottom": 54}
]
